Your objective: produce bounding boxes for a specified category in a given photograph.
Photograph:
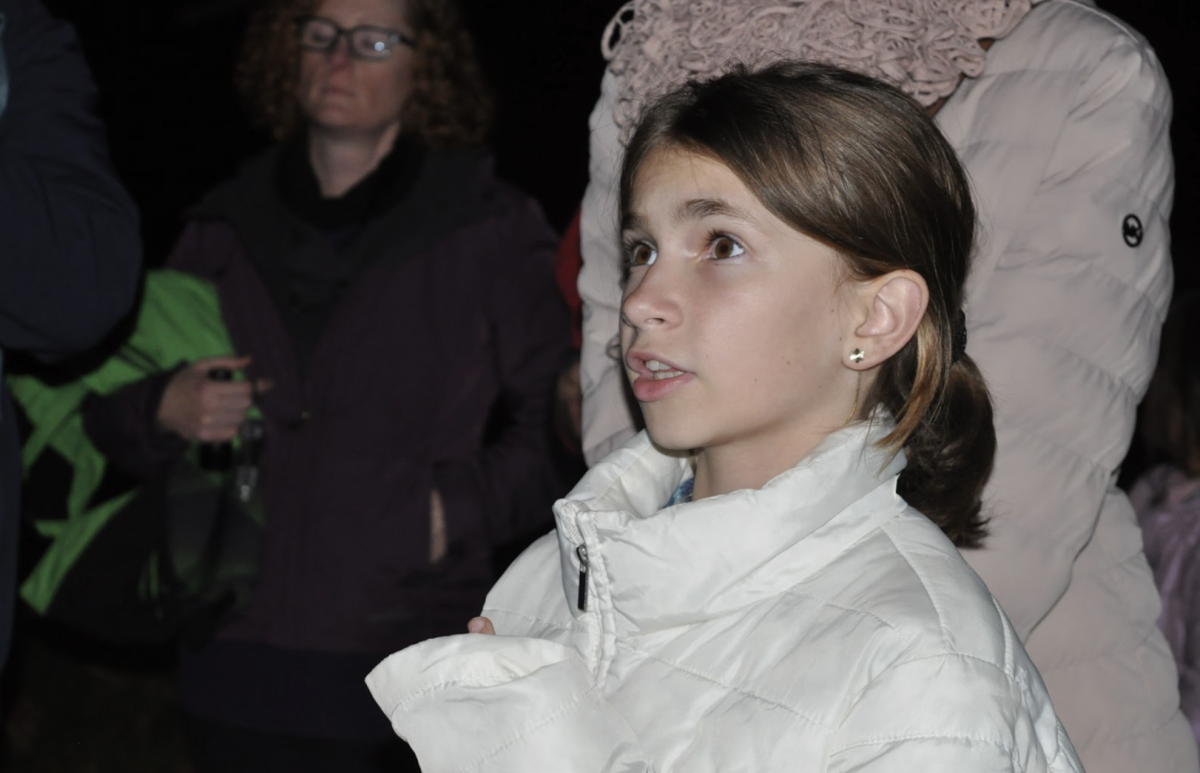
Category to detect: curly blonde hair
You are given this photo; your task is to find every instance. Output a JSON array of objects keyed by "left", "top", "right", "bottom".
[{"left": 235, "top": 0, "right": 492, "bottom": 147}]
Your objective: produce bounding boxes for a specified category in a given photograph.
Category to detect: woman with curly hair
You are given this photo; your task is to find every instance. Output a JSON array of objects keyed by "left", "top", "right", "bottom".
[{"left": 80, "top": 0, "right": 571, "bottom": 768}]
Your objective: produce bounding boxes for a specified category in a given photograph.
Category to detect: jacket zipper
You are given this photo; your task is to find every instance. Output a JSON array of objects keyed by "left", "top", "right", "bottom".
[{"left": 576, "top": 544, "right": 589, "bottom": 612}]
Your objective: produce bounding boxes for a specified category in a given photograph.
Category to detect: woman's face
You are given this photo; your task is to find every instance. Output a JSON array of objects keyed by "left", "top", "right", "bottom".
[
  {"left": 295, "top": 0, "right": 415, "bottom": 138},
  {"left": 620, "top": 148, "right": 861, "bottom": 467}
]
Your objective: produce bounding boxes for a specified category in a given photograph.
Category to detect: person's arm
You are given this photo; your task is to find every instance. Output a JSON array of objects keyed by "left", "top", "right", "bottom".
[
  {"left": 83, "top": 353, "right": 258, "bottom": 480},
  {"left": 82, "top": 224, "right": 255, "bottom": 479},
  {"left": 81, "top": 369, "right": 187, "bottom": 480},
  {"left": 433, "top": 198, "right": 574, "bottom": 552},
  {"left": 0, "top": 0, "right": 141, "bottom": 360},
  {"left": 367, "top": 634, "right": 654, "bottom": 773},
  {"left": 828, "top": 653, "right": 1081, "bottom": 772},
  {"left": 959, "top": 17, "right": 1174, "bottom": 637}
]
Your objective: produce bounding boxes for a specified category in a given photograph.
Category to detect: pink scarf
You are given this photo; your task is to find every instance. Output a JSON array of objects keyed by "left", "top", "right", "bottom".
[{"left": 603, "top": 0, "right": 1040, "bottom": 144}]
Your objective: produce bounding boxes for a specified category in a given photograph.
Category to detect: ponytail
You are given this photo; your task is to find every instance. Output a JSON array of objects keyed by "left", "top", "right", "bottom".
[
  {"left": 867, "top": 306, "right": 995, "bottom": 547},
  {"left": 882, "top": 356, "right": 994, "bottom": 547}
]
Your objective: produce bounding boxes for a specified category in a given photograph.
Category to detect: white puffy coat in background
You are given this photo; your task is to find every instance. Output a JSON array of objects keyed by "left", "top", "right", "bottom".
[{"left": 369, "top": 423, "right": 1083, "bottom": 772}]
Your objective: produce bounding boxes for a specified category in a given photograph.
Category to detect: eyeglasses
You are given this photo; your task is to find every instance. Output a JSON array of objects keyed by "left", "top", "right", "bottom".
[{"left": 294, "top": 16, "right": 415, "bottom": 61}]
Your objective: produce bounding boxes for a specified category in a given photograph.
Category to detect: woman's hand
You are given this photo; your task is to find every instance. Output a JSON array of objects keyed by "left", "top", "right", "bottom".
[
  {"left": 467, "top": 616, "right": 495, "bottom": 634},
  {"left": 157, "top": 355, "right": 268, "bottom": 442}
]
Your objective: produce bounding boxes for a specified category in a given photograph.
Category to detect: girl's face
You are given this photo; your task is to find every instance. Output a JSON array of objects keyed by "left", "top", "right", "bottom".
[{"left": 620, "top": 148, "right": 863, "bottom": 477}]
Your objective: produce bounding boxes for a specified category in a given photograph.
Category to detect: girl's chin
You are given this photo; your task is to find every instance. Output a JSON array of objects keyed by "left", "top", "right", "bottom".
[{"left": 644, "top": 426, "right": 704, "bottom": 457}]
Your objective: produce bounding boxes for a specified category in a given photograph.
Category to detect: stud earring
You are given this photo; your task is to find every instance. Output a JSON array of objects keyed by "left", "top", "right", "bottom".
[{"left": 849, "top": 348, "right": 865, "bottom": 364}]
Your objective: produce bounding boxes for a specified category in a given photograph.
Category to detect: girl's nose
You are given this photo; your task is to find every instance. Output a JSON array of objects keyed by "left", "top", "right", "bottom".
[{"left": 621, "top": 263, "right": 680, "bottom": 331}]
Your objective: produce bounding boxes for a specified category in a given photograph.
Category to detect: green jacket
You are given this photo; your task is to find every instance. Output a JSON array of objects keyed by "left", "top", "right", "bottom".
[{"left": 8, "top": 269, "right": 260, "bottom": 641}]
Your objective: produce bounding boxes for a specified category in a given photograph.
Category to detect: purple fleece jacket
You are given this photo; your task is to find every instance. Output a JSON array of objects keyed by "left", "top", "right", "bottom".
[
  {"left": 1131, "top": 464, "right": 1200, "bottom": 743},
  {"left": 83, "top": 144, "right": 572, "bottom": 737}
]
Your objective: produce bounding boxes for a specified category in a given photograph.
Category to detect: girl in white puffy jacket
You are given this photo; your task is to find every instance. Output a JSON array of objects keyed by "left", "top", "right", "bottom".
[{"left": 366, "top": 62, "right": 1085, "bottom": 773}]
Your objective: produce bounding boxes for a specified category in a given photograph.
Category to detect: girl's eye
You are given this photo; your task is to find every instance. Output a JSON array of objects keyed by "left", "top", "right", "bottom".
[
  {"left": 710, "top": 235, "right": 745, "bottom": 260},
  {"left": 630, "top": 243, "right": 657, "bottom": 267}
]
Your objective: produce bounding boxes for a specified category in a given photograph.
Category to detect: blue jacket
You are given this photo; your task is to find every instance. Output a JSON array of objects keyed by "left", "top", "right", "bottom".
[{"left": 0, "top": 0, "right": 141, "bottom": 670}]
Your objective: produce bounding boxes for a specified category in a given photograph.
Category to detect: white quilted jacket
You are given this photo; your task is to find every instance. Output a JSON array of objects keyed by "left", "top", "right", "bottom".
[
  {"left": 369, "top": 423, "right": 1083, "bottom": 772},
  {"left": 574, "top": 2, "right": 1194, "bottom": 769}
]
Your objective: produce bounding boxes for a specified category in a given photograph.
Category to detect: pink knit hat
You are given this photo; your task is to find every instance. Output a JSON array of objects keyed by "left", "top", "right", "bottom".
[{"left": 603, "top": 0, "right": 1040, "bottom": 144}]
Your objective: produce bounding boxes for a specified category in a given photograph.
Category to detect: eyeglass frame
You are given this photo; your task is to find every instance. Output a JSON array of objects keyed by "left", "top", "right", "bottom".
[{"left": 293, "top": 15, "right": 416, "bottom": 61}]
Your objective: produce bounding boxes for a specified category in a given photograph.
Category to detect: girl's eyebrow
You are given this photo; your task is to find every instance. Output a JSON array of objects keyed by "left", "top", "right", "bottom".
[
  {"left": 675, "top": 197, "right": 757, "bottom": 225},
  {"left": 622, "top": 197, "right": 757, "bottom": 235}
]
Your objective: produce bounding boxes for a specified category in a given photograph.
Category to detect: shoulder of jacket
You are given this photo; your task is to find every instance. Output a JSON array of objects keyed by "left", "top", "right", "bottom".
[
  {"left": 872, "top": 516, "right": 1016, "bottom": 665},
  {"left": 413, "top": 147, "right": 554, "bottom": 246},
  {"left": 794, "top": 513, "right": 1013, "bottom": 672},
  {"left": 1022, "top": 0, "right": 1162, "bottom": 65}
]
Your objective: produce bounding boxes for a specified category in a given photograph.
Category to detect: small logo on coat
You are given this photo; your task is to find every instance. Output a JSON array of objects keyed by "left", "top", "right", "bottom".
[{"left": 1122, "top": 214, "right": 1144, "bottom": 247}]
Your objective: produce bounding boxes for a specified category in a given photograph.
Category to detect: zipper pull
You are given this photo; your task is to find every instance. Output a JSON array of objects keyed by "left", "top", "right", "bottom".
[{"left": 576, "top": 544, "right": 589, "bottom": 612}]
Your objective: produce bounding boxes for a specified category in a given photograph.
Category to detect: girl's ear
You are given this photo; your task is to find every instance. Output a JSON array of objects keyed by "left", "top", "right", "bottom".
[{"left": 847, "top": 270, "right": 928, "bottom": 370}]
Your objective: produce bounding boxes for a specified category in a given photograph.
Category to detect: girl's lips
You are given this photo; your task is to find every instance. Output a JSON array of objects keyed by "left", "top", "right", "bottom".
[
  {"left": 631, "top": 370, "right": 694, "bottom": 402},
  {"left": 625, "top": 351, "right": 694, "bottom": 402},
  {"left": 625, "top": 350, "right": 687, "bottom": 375}
]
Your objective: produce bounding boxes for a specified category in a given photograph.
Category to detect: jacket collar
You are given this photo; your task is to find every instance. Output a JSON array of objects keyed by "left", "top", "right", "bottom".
[{"left": 552, "top": 420, "right": 909, "bottom": 633}]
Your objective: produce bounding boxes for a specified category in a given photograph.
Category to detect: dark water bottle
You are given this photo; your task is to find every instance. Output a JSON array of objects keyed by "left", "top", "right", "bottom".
[{"left": 198, "top": 367, "right": 234, "bottom": 471}]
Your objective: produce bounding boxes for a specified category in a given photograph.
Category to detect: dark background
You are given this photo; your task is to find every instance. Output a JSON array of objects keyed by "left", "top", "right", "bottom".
[
  {"left": 43, "top": 0, "right": 629, "bottom": 263},
  {"left": 38, "top": 0, "right": 1193, "bottom": 283}
]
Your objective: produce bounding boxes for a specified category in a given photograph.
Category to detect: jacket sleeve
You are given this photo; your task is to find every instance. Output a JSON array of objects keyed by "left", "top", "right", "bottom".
[
  {"left": 0, "top": 0, "right": 141, "bottom": 360},
  {"left": 828, "top": 653, "right": 1082, "bottom": 773},
  {"left": 434, "top": 198, "right": 575, "bottom": 550},
  {"left": 367, "top": 635, "right": 654, "bottom": 773},
  {"left": 81, "top": 369, "right": 186, "bottom": 480},
  {"left": 79, "top": 223, "right": 221, "bottom": 478},
  {"left": 958, "top": 12, "right": 1174, "bottom": 638},
  {"left": 578, "top": 69, "right": 640, "bottom": 466}
]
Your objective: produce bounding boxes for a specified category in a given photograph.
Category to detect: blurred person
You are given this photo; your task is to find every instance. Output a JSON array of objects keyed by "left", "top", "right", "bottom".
[
  {"left": 0, "top": 0, "right": 141, "bottom": 674},
  {"left": 552, "top": 208, "right": 584, "bottom": 451},
  {"left": 570, "top": 1, "right": 1190, "bottom": 771},
  {"left": 1131, "top": 289, "right": 1200, "bottom": 744},
  {"left": 81, "top": 0, "right": 571, "bottom": 768}
]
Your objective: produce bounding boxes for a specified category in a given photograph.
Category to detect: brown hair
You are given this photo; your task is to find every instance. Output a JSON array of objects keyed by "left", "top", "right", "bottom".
[
  {"left": 619, "top": 61, "right": 995, "bottom": 546},
  {"left": 235, "top": 0, "right": 492, "bottom": 147}
]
